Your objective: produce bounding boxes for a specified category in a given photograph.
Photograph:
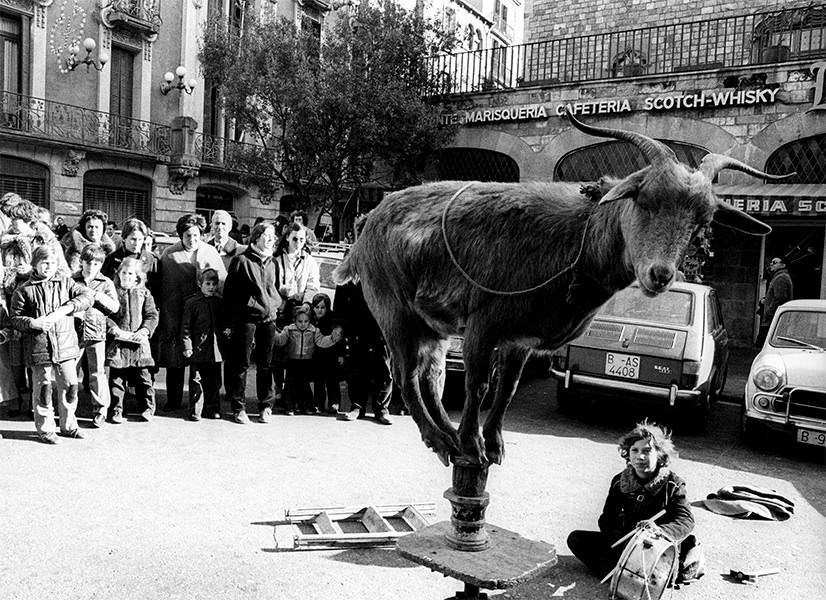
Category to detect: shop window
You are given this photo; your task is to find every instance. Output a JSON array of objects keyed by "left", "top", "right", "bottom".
[
  {"left": 436, "top": 148, "right": 519, "bottom": 182},
  {"left": 196, "top": 186, "right": 236, "bottom": 227},
  {"left": 554, "top": 140, "right": 708, "bottom": 182},
  {"left": 765, "top": 134, "right": 826, "bottom": 184},
  {"left": 84, "top": 170, "right": 151, "bottom": 226},
  {"left": 0, "top": 155, "right": 48, "bottom": 207}
]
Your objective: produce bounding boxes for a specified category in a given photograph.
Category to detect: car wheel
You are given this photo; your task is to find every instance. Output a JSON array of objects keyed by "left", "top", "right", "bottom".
[
  {"left": 740, "top": 404, "right": 763, "bottom": 445},
  {"left": 556, "top": 381, "right": 577, "bottom": 414}
]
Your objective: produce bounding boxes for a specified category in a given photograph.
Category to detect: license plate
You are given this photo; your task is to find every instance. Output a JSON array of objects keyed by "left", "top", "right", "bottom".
[
  {"left": 797, "top": 428, "right": 826, "bottom": 447},
  {"left": 605, "top": 352, "right": 640, "bottom": 379}
]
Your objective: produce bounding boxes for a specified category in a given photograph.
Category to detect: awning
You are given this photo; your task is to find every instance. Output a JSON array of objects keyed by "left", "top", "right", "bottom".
[{"left": 713, "top": 183, "right": 826, "bottom": 217}]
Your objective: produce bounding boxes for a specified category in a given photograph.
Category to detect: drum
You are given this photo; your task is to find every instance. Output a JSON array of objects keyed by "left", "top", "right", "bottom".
[{"left": 610, "top": 526, "right": 678, "bottom": 600}]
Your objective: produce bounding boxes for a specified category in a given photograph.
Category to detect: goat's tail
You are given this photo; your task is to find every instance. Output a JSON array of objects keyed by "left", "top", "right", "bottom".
[{"left": 333, "top": 252, "right": 359, "bottom": 285}]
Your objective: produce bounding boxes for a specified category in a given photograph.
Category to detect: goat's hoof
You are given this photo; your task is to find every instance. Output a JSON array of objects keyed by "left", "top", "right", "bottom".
[
  {"left": 458, "top": 434, "right": 487, "bottom": 466},
  {"left": 423, "top": 431, "right": 460, "bottom": 467},
  {"left": 483, "top": 431, "right": 505, "bottom": 465}
]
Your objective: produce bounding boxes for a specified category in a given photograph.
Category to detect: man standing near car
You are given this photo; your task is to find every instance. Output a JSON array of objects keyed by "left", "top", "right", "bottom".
[{"left": 758, "top": 257, "right": 793, "bottom": 345}]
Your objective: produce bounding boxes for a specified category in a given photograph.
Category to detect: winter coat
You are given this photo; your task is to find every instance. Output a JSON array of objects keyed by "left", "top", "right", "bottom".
[
  {"left": 72, "top": 272, "right": 119, "bottom": 345},
  {"left": 9, "top": 273, "right": 94, "bottom": 365},
  {"left": 222, "top": 246, "right": 282, "bottom": 326},
  {"left": 181, "top": 292, "right": 224, "bottom": 363},
  {"left": 61, "top": 227, "right": 117, "bottom": 270},
  {"left": 101, "top": 246, "right": 160, "bottom": 297},
  {"left": 312, "top": 310, "right": 346, "bottom": 366},
  {"left": 333, "top": 281, "right": 385, "bottom": 350},
  {"left": 154, "top": 240, "right": 226, "bottom": 368},
  {"left": 274, "top": 323, "right": 336, "bottom": 360},
  {"left": 207, "top": 236, "right": 246, "bottom": 270},
  {"left": 106, "top": 286, "right": 159, "bottom": 369},
  {"left": 276, "top": 251, "right": 319, "bottom": 307},
  {"left": 764, "top": 268, "right": 793, "bottom": 322},
  {"left": 598, "top": 466, "right": 695, "bottom": 543},
  {"left": 1, "top": 226, "right": 71, "bottom": 297}
]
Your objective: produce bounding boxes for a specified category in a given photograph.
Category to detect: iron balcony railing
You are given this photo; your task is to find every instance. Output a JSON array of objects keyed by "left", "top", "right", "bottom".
[
  {"left": 194, "top": 132, "right": 260, "bottom": 171},
  {"left": 426, "top": 3, "right": 826, "bottom": 95},
  {"left": 0, "top": 91, "right": 172, "bottom": 158}
]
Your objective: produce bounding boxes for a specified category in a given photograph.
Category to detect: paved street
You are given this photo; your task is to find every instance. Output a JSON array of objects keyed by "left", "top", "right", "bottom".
[{"left": 1, "top": 368, "right": 823, "bottom": 600}]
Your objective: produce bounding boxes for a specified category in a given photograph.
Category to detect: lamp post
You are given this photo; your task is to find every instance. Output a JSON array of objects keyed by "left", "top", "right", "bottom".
[
  {"left": 160, "top": 66, "right": 198, "bottom": 95},
  {"left": 64, "top": 37, "right": 108, "bottom": 72}
]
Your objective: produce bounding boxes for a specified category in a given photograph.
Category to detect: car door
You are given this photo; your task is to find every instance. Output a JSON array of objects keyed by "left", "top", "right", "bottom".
[{"left": 706, "top": 290, "right": 729, "bottom": 396}]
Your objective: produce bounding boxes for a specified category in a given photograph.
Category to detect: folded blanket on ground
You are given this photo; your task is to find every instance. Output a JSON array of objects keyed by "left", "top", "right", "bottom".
[{"left": 696, "top": 485, "right": 794, "bottom": 521}]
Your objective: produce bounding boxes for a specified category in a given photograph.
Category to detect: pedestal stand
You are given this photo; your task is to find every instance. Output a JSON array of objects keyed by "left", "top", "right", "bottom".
[{"left": 396, "top": 458, "right": 557, "bottom": 600}]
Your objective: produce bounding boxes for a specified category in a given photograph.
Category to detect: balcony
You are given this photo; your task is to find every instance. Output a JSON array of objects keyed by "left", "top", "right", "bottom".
[
  {"left": 426, "top": 3, "right": 826, "bottom": 95},
  {"left": 101, "top": 0, "right": 163, "bottom": 39},
  {"left": 194, "top": 133, "right": 260, "bottom": 173},
  {"left": 0, "top": 91, "right": 172, "bottom": 159}
]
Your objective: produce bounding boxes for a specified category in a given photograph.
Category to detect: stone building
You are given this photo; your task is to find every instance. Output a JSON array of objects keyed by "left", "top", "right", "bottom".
[{"left": 432, "top": 0, "right": 826, "bottom": 347}]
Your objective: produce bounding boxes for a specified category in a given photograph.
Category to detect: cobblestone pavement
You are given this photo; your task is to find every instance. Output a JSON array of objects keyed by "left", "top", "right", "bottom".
[{"left": 0, "top": 371, "right": 823, "bottom": 600}]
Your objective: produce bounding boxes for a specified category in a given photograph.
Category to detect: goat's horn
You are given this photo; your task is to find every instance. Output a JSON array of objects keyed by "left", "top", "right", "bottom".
[
  {"left": 565, "top": 107, "right": 676, "bottom": 164},
  {"left": 700, "top": 153, "right": 797, "bottom": 181}
]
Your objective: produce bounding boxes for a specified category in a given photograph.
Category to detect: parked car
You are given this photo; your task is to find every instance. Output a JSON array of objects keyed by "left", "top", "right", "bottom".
[
  {"left": 742, "top": 299, "right": 826, "bottom": 447},
  {"left": 313, "top": 242, "right": 349, "bottom": 304},
  {"left": 550, "top": 282, "right": 729, "bottom": 427}
]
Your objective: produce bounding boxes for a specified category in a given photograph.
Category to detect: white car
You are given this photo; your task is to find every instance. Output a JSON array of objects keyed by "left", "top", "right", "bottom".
[
  {"left": 313, "top": 242, "right": 350, "bottom": 304},
  {"left": 743, "top": 299, "right": 826, "bottom": 447}
]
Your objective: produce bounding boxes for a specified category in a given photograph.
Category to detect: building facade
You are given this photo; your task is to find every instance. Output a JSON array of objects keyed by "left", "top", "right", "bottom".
[{"left": 432, "top": 0, "right": 826, "bottom": 348}]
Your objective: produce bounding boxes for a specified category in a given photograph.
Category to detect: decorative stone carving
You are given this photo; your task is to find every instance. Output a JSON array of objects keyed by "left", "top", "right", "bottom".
[
  {"left": 167, "top": 164, "right": 199, "bottom": 195},
  {"left": 810, "top": 61, "right": 826, "bottom": 112},
  {"left": 62, "top": 148, "right": 85, "bottom": 176}
]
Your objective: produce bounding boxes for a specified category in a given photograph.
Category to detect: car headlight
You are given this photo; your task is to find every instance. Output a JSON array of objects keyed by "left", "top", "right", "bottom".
[{"left": 752, "top": 367, "right": 784, "bottom": 392}]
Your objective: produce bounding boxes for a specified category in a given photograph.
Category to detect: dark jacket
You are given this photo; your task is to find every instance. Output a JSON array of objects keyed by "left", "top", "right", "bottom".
[
  {"left": 313, "top": 310, "right": 346, "bottom": 365},
  {"left": 101, "top": 246, "right": 160, "bottom": 297},
  {"left": 208, "top": 237, "right": 246, "bottom": 270},
  {"left": 764, "top": 268, "right": 793, "bottom": 322},
  {"left": 61, "top": 227, "right": 117, "bottom": 268},
  {"left": 181, "top": 292, "right": 224, "bottom": 363},
  {"left": 222, "top": 247, "right": 282, "bottom": 326},
  {"left": 333, "top": 281, "right": 385, "bottom": 349},
  {"left": 72, "top": 272, "right": 119, "bottom": 345},
  {"left": 598, "top": 466, "right": 694, "bottom": 543},
  {"left": 9, "top": 273, "right": 95, "bottom": 365},
  {"left": 106, "top": 286, "right": 159, "bottom": 369}
]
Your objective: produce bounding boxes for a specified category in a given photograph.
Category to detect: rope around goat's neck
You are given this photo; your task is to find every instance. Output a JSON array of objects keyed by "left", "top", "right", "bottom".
[{"left": 440, "top": 181, "right": 592, "bottom": 296}]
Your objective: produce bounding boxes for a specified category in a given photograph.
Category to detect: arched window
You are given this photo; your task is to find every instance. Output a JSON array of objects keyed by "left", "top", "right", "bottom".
[
  {"left": 765, "top": 134, "right": 826, "bottom": 183},
  {"left": 554, "top": 140, "right": 708, "bottom": 181},
  {"left": 436, "top": 148, "right": 519, "bottom": 182},
  {"left": 84, "top": 170, "right": 151, "bottom": 226},
  {"left": 0, "top": 155, "right": 49, "bottom": 207}
]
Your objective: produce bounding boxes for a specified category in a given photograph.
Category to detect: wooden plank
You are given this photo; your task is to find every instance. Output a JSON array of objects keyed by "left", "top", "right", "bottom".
[
  {"left": 361, "top": 506, "right": 393, "bottom": 533},
  {"left": 295, "top": 532, "right": 401, "bottom": 549},
  {"left": 285, "top": 502, "right": 436, "bottom": 520},
  {"left": 310, "top": 511, "right": 337, "bottom": 535}
]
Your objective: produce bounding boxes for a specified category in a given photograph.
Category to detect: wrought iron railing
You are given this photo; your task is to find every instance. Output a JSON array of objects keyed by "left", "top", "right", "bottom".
[
  {"left": 194, "top": 132, "right": 260, "bottom": 171},
  {"left": 0, "top": 91, "right": 172, "bottom": 158},
  {"left": 426, "top": 4, "right": 826, "bottom": 95}
]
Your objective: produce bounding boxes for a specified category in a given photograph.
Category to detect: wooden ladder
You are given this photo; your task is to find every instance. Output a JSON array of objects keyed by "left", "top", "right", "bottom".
[{"left": 274, "top": 503, "right": 436, "bottom": 550}]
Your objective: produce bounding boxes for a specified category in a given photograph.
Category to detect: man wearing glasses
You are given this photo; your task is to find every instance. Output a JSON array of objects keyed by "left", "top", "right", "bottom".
[{"left": 757, "top": 257, "right": 794, "bottom": 345}]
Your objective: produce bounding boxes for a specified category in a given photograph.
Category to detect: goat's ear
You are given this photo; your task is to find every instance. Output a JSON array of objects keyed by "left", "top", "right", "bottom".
[
  {"left": 598, "top": 172, "right": 644, "bottom": 205},
  {"left": 712, "top": 199, "right": 772, "bottom": 235}
]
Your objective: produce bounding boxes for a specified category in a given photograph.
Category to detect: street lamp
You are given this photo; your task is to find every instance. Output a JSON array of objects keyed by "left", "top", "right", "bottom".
[
  {"left": 160, "top": 66, "right": 198, "bottom": 96},
  {"left": 64, "top": 37, "right": 108, "bottom": 72}
]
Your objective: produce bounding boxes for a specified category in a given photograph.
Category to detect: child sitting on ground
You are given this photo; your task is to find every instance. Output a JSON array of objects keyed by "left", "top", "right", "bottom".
[
  {"left": 567, "top": 421, "right": 703, "bottom": 585},
  {"left": 9, "top": 245, "right": 94, "bottom": 444},
  {"left": 310, "top": 293, "right": 346, "bottom": 414},
  {"left": 73, "top": 244, "right": 119, "bottom": 428},
  {"left": 181, "top": 268, "right": 224, "bottom": 421},
  {"left": 274, "top": 304, "right": 342, "bottom": 415},
  {"left": 106, "top": 257, "right": 158, "bottom": 423}
]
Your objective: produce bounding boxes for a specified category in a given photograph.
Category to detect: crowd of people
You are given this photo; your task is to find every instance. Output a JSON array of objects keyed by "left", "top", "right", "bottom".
[{"left": 0, "top": 193, "right": 392, "bottom": 444}]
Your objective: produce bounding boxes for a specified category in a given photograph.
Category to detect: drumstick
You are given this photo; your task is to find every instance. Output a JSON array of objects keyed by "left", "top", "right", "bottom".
[{"left": 610, "top": 509, "right": 667, "bottom": 549}]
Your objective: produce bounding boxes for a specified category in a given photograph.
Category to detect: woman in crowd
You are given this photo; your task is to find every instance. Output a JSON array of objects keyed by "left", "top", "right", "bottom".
[
  {"left": 102, "top": 218, "right": 159, "bottom": 295},
  {"left": 222, "top": 221, "right": 281, "bottom": 424},
  {"left": 61, "top": 209, "right": 117, "bottom": 273},
  {"left": 154, "top": 214, "right": 225, "bottom": 413}
]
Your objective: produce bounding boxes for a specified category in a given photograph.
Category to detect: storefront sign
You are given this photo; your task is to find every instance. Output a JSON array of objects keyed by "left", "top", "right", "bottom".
[
  {"left": 441, "top": 87, "right": 780, "bottom": 126},
  {"left": 720, "top": 197, "right": 826, "bottom": 216}
]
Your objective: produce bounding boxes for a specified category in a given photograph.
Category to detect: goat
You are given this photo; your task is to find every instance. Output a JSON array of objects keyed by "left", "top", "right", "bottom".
[{"left": 334, "top": 111, "right": 789, "bottom": 467}]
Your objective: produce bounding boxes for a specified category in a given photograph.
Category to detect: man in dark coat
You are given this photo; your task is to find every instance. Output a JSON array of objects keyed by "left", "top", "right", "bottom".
[
  {"left": 207, "top": 210, "right": 245, "bottom": 270},
  {"left": 758, "top": 256, "right": 793, "bottom": 345}
]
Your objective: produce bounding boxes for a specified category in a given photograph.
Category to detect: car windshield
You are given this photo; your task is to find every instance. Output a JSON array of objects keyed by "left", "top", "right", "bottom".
[
  {"left": 599, "top": 287, "right": 694, "bottom": 326},
  {"left": 771, "top": 310, "right": 826, "bottom": 349}
]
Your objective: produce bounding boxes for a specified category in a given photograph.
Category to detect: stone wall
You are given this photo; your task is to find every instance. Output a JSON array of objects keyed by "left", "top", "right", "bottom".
[{"left": 524, "top": 0, "right": 812, "bottom": 41}]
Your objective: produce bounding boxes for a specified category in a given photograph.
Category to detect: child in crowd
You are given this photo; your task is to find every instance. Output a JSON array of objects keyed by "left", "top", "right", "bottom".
[
  {"left": 274, "top": 304, "right": 341, "bottom": 415},
  {"left": 310, "top": 293, "right": 345, "bottom": 414},
  {"left": 106, "top": 257, "right": 159, "bottom": 423},
  {"left": 0, "top": 262, "right": 20, "bottom": 428},
  {"left": 181, "top": 268, "right": 224, "bottom": 421},
  {"left": 567, "top": 421, "right": 703, "bottom": 585},
  {"left": 9, "top": 245, "right": 94, "bottom": 444},
  {"left": 73, "top": 244, "right": 120, "bottom": 428}
]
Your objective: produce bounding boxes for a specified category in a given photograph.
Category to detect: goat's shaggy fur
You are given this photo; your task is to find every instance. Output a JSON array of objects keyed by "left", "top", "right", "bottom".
[{"left": 335, "top": 115, "right": 780, "bottom": 466}]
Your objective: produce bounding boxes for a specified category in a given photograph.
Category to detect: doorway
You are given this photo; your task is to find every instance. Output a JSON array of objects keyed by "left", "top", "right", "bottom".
[{"left": 762, "top": 224, "right": 825, "bottom": 301}]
